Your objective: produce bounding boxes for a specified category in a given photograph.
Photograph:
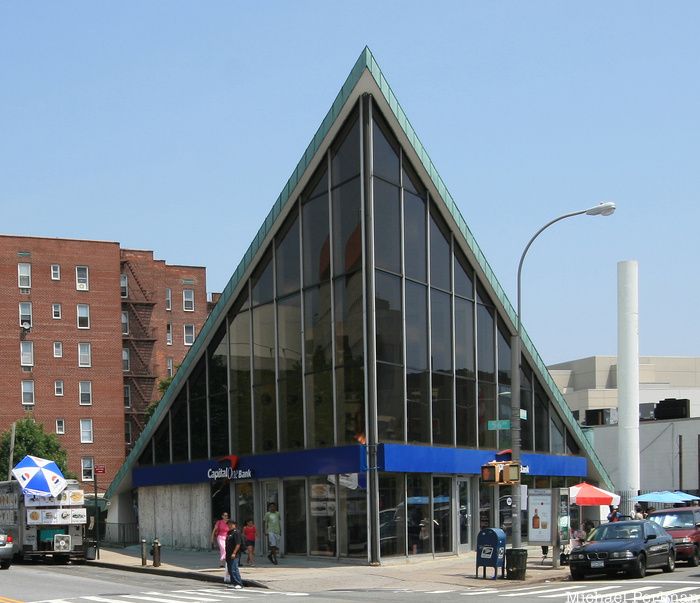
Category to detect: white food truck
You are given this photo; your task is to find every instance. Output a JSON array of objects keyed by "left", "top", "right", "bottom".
[{"left": 0, "top": 479, "right": 88, "bottom": 562}]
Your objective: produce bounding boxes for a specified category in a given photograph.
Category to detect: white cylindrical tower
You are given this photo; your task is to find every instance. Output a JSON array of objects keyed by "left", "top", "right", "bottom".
[{"left": 617, "top": 260, "right": 640, "bottom": 511}]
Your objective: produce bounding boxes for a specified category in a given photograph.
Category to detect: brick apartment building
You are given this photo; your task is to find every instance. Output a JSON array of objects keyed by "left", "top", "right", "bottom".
[{"left": 0, "top": 235, "right": 208, "bottom": 488}]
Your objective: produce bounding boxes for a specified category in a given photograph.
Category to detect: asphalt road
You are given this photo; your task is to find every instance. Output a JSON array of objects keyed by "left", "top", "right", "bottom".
[{"left": 0, "top": 561, "right": 699, "bottom": 603}]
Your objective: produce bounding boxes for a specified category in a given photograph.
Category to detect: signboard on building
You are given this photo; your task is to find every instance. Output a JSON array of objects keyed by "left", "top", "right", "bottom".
[{"left": 528, "top": 488, "right": 552, "bottom": 544}]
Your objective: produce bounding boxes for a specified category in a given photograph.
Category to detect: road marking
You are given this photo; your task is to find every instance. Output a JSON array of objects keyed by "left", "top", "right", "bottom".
[
  {"left": 500, "top": 585, "right": 590, "bottom": 597},
  {"left": 538, "top": 585, "right": 621, "bottom": 598}
]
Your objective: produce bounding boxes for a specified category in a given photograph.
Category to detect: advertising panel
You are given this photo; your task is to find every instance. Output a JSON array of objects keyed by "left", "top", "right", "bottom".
[{"left": 528, "top": 488, "right": 552, "bottom": 544}]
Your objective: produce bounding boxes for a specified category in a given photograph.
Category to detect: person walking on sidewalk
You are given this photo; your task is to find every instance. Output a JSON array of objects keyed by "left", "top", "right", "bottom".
[
  {"left": 210, "top": 511, "right": 230, "bottom": 567},
  {"left": 264, "top": 502, "right": 281, "bottom": 564},
  {"left": 243, "top": 518, "right": 257, "bottom": 566},
  {"left": 224, "top": 519, "right": 244, "bottom": 590}
]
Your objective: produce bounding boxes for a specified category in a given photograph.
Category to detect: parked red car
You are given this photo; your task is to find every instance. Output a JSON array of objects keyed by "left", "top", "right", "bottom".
[{"left": 648, "top": 506, "right": 700, "bottom": 566}]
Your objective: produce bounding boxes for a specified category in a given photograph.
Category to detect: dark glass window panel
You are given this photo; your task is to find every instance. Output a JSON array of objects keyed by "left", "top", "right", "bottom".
[
  {"left": 407, "top": 369, "right": 430, "bottom": 443},
  {"left": 154, "top": 418, "right": 170, "bottom": 464},
  {"left": 229, "top": 309, "right": 252, "bottom": 454},
  {"left": 402, "top": 160, "right": 424, "bottom": 197},
  {"left": 456, "top": 377, "right": 477, "bottom": 447},
  {"left": 432, "top": 371, "right": 454, "bottom": 446},
  {"left": 283, "top": 480, "right": 307, "bottom": 554},
  {"left": 252, "top": 303, "right": 275, "bottom": 384},
  {"left": 336, "top": 365, "right": 365, "bottom": 445},
  {"left": 454, "top": 249, "right": 474, "bottom": 299},
  {"left": 302, "top": 164, "right": 328, "bottom": 202},
  {"left": 498, "top": 384, "right": 512, "bottom": 451},
  {"left": 455, "top": 297, "right": 475, "bottom": 379},
  {"left": 379, "top": 473, "right": 406, "bottom": 557},
  {"left": 209, "top": 323, "right": 229, "bottom": 457},
  {"left": 277, "top": 294, "right": 302, "bottom": 375},
  {"left": 520, "top": 364, "right": 533, "bottom": 452},
  {"left": 477, "top": 381, "right": 497, "bottom": 449},
  {"left": 189, "top": 357, "right": 208, "bottom": 460},
  {"left": 377, "top": 362, "right": 404, "bottom": 442},
  {"left": 252, "top": 251, "right": 274, "bottom": 306},
  {"left": 430, "top": 288, "right": 452, "bottom": 373},
  {"left": 338, "top": 476, "right": 367, "bottom": 557},
  {"left": 477, "top": 303, "right": 495, "bottom": 382},
  {"left": 304, "top": 283, "right": 332, "bottom": 372},
  {"left": 375, "top": 271, "right": 403, "bottom": 365},
  {"left": 306, "top": 370, "right": 333, "bottom": 448},
  {"left": 404, "top": 191, "right": 427, "bottom": 282},
  {"left": 430, "top": 211, "right": 451, "bottom": 291},
  {"left": 171, "top": 390, "right": 188, "bottom": 462},
  {"left": 334, "top": 271, "right": 364, "bottom": 368},
  {"left": 497, "top": 325, "right": 511, "bottom": 386},
  {"left": 566, "top": 430, "right": 580, "bottom": 455},
  {"left": 476, "top": 283, "right": 494, "bottom": 308},
  {"left": 331, "top": 112, "right": 361, "bottom": 186},
  {"left": 302, "top": 192, "right": 330, "bottom": 287},
  {"left": 407, "top": 474, "right": 430, "bottom": 555},
  {"left": 253, "top": 380, "right": 276, "bottom": 452},
  {"left": 534, "top": 381, "right": 549, "bottom": 452},
  {"left": 373, "top": 179, "right": 401, "bottom": 273},
  {"left": 309, "top": 476, "right": 337, "bottom": 556},
  {"left": 276, "top": 211, "right": 300, "bottom": 297},
  {"left": 433, "top": 477, "right": 452, "bottom": 553},
  {"left": 551, "top": 410, "right": 565, "bottom": 454},
  {"left": 332, "top": 177, "right": 362, "bottom": 275},
  {"left": 405, "top": 282, "right": 428, "bottom": 371},
  {"left": 137, "top": 441, "right": 153, "bottom": 466},
  {"left": 278, "top": 376, "right": 303, "bottom": 450},
  {"left": 372, "top": 116, "right": 400, "bottom": 185}
]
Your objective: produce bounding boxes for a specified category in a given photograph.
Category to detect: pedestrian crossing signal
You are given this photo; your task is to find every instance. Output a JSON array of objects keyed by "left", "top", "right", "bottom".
[{"left": 481, "top": 462, "right": 521, "bottom": 484}]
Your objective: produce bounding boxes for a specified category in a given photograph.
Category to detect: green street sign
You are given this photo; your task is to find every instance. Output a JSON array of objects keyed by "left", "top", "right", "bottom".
[{"left": 487, "top": 420, "right": 511, "bottom": 431}]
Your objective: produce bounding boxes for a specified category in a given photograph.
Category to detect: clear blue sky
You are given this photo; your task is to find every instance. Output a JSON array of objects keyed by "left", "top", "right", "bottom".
[{"left": 2, "top": 2, "right": 698, "bottom": 365}]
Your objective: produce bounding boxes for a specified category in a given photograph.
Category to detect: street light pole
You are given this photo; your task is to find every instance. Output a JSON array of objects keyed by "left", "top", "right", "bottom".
[{"left": 509, "top": 201, "right": 615, "bottom": 549}]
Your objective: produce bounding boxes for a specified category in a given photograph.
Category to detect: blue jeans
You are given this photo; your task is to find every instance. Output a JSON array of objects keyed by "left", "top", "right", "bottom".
[{"left": 227, "top": 555, "right": 242, "bottom": 587}]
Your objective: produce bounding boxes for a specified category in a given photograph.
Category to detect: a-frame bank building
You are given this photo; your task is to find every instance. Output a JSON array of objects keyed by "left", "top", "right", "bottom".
[{"left": 106, "top": 48, "right": 612, "bottom": 562}]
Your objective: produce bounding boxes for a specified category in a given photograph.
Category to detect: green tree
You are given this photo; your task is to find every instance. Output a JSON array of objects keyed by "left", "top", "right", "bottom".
[
  {"left": 146, "top": 366, "right": 180, "bottom": 419},
  {"left": 0, "top": 418, "right": 75, "bottom": 479}
]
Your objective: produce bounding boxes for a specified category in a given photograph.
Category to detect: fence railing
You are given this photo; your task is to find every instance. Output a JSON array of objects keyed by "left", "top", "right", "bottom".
[{"left": 103, "top": 522, "right": 139, "bottom": 546}]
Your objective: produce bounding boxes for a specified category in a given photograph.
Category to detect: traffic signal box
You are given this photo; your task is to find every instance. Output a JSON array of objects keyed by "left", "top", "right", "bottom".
[{"left": 481, "top": 461, "right": 521, "bottom": 484}]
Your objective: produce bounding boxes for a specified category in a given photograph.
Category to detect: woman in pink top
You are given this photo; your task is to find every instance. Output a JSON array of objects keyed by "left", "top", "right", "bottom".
[{"left": 210, "top": 511, "right": 230, "bottom": 567}]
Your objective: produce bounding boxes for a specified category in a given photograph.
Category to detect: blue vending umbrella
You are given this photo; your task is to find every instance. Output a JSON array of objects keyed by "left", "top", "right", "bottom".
[
  {"left": 11, "top": 455, "right": 67, "bottom": 497},
  {"left": 674, "top": 491, "right": 700, "bottom": 502},
  {"left": 633, "top": 491, "right": 688, "bottom": 504}
]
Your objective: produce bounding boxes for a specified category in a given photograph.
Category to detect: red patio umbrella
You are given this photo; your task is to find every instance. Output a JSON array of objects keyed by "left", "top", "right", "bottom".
[{"left": 569, "top": 482, "right": 620, "bottom": 506}]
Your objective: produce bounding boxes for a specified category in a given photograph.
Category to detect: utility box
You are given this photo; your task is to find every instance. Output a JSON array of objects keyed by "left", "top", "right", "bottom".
[{"left": 476, "top": 527, "right": 506, "bottom": 579}]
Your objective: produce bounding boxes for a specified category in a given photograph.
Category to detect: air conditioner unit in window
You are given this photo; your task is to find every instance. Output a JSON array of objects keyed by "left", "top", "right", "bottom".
[
  {"left": 54, "top": 534, "right": 71, "bottom": 552},
  {"left": 77, "top": 283, "right": 88, "bottom": 291}
]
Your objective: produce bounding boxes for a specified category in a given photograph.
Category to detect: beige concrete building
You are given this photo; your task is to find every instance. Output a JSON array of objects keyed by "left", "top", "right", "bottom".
[{"left": 548, "top": 356, "right": 700, "bottom": 425}]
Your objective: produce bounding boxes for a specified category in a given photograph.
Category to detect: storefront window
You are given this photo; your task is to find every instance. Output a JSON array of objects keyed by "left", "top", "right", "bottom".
[
  {"left": 407, "top": 474, "right": 431, "bottom": 555},
  {"left": 284, "top": 480, "right": 307, "bottom": 554},
  {"left": 433, "top": 477, "right": 452, "bottom": 553},
  {"left": 379, "top": 473, "right": 406, "bottom": 557},
  {"left": 407, "top": 369, "right": 429, "bottom": 444},
  {"left": 336, "top": 365, "right": 365, "bottom": 445},
  {"left": 235, "top": 482, "right": 254, "bottom": 534},
  {"left": 337, "top": 475, "right": 367, "bottom": 557},
  {"left": 478, "top": 382, "right": 497, "bottom": 449},
  {"left": 377, "top": 363, "right": 404, "bottom": 442},
  {"left": 309, "top": 477, "right": 336, "bottom": 556}
]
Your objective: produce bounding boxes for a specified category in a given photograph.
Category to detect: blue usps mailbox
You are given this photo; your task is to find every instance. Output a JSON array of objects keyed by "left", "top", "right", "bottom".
[{"left": 476, "top": 527, "right": 506, "bottom": 579}]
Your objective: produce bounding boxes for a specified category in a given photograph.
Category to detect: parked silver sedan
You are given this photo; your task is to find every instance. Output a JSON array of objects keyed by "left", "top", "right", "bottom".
[{"left": 0, "top": 529, "right": 13, "bottom": 569}]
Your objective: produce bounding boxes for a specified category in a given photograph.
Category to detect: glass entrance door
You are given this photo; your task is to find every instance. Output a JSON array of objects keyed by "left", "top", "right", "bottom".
[
  {"left": 458, "top": 478, "right": 471, "bottom": 552},
  {"left": 261, "top": 480, "right": 279, "bottom": 555}
]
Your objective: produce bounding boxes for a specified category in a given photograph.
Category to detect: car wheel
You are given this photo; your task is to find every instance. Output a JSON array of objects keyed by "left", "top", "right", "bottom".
[
  {"left": 689, "top": 546, "right": 699, "bottom": 567},
  {"left": 570, "top": 568, "right": 585, "bottom": 581},
  {"left": 630, "top": 553, "right": 646, "bottom": 579},
  {"left": 0, "top": 561, "right": 10, "bottom": 570},
  {"left": 662, "top": 550, "right": 675, "bottom": 573}
]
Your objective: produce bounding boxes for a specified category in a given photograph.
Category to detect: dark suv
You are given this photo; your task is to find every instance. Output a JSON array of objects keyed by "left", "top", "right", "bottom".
[{"left": 648, "top": 506, "right": 700, "bottom": 566}]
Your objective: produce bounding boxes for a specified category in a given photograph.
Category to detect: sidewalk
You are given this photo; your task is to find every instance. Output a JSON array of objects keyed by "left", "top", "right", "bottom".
[{"left": 91, "top": 545, "right": 570, "bottom": 592}]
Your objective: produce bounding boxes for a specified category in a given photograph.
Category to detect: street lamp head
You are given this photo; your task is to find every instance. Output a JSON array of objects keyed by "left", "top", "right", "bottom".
[{"left": 585, "top": 201, "right": 616, "bottom": 216}]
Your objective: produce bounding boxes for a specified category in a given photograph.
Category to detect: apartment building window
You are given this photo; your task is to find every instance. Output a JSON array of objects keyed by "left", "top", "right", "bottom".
[
  {"left": 81, "top": 457, "right": 94, "bottom": 481},
  {"left": 55, "top": 380, "right": 64, "bottom": 396},
  {"left": 122, "top": 348, "right": 130, "bottom": 371},
  {"left": 120, "top": 274, "right": 128, "bottom": 298},
  {"left": 20, "top": 341, "right": 34, "bottom": 367},
  {"left": 51, "top": 264, "right": 61, "bottom": 280},
  {"left": 183, "top": 289, "right": 195, "bottom": 311},
  {"left": 52, "top": 303, "right": 62, "bottom": 319},
  {"left": 121, "top": 311, "right": 129, "bottom": 335},
  {"left": 184, "top": 324, "right": 195, "bottom": 345},
  {"left": 124, "top": 384, "right": 131, "bottom": 408},
  {"left": 56, "top": 419, "right": 65, "bottom": 435},
  {"left": 166, "top": 357, "right": 174, "bottom": 377},
  {"left": 78, "top": 343, "right": 91, "bottom": 367},
  {"left": 18, "top": 263, "right": 31, "bottom": 288},
  {"left": 165, "top": 288, "right": 172, "bottom": 311},
  {"left": 166, "top": 322, "right": 173, "bottom": 345},
  {"left": 77, "top": 304, "right": 90, "bottom": 329},
  {"left": 21, "top": 381, "right": 34, "bottom": 405},
  {"left": 79, "top": 381, "right": 92, "bottom": 405},
  {"left": 53, "top": 341, "right": 63, "bottom": 358},
  {"left": 75, "top": 266, "right": 89, "bottom": 291},
  {"left": 19, "top": 302, "right": 32, "bottom": 328},
  {"left": 80, "top": 419, "right": 93, "bottom": 443},
  {"left": 125, "top": 421, "right": 132, "bottom": 445}
]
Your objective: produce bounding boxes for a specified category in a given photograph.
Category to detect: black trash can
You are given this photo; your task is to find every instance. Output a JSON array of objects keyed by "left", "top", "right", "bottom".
[{"left": 505, "top": 548, "right": 528, "bottom": 580}]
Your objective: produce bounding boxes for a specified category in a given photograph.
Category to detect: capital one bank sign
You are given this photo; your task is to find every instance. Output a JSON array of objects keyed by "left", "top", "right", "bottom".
[{"left": 207, "top": 455, "right": 253, "bottom": 481}]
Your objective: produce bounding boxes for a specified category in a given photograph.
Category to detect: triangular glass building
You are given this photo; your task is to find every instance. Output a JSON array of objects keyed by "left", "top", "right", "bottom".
[{"left": 106, "top": 48, "right": 611, "bottom": 560}]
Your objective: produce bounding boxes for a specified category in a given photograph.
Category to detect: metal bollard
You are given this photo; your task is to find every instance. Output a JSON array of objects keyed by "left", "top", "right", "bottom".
[
  {"left": 152, "top": 539, "right": 161, "bottom": 567},
  {"left": 141, "top": 539, "right": 148, "bottom": 566}
]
